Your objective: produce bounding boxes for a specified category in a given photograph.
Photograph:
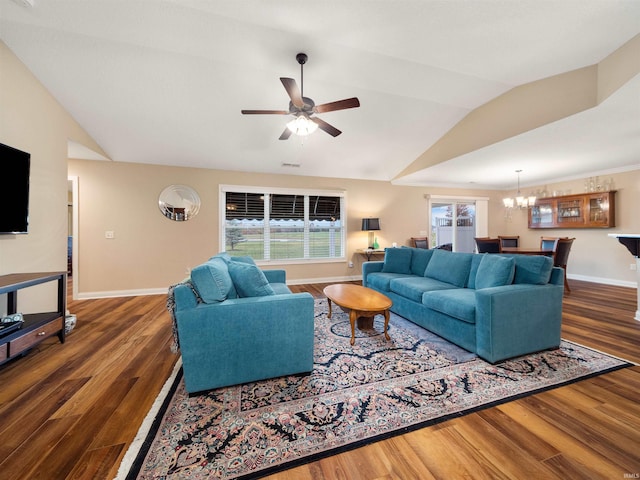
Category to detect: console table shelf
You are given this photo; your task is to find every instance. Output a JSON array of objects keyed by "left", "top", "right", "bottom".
[{"left": 0, "top": 272, "right": 66, "bottom": 365}]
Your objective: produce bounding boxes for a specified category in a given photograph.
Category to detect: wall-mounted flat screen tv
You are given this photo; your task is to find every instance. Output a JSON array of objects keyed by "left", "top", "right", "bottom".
[{"left": 0, "top": 143, "right": 31, "bottom": 234}]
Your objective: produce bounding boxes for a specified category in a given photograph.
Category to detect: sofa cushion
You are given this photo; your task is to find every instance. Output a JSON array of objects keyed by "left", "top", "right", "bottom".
[
  {"left": 422, "top": 289, "right": 477, "bottom": 324},
  {"left": 508, "top": 255, "right": 554, "bottom": 285},
  {"left": 367, "top": 272, "right": 413, "bottom": 292},
  {"left": 227, "top": 261, "right": 276, "bottom": 297},
  {"left": 405, "top": 247, "right": 434, "bottom": 276},
  {"left": 424, "top": 249, "right": 474, "bottom": 288},
  {"left": 381, "top": 248, "right": 412, "bottom": 274},
  {"left": 190, "top": 257, "right": 236, "bottom": 304},
  {"left": 475, "top": 254, "right": 515, "bottom": 289},
  {"left": 466, "top": 254, "right": 484, "bottom": 289},
  {"left": 390, "top": 276, "right": 457, "bottom": 303}
]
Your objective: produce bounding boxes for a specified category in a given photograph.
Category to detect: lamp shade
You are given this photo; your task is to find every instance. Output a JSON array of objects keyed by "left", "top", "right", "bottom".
[{"left": 362, "top": 218, "right": 380, "bottom": 231}]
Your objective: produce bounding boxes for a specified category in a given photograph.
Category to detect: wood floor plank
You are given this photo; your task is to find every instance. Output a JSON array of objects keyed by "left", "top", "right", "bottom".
[{"left": 0, "top": 279, "right": 638, "bottom": 479}]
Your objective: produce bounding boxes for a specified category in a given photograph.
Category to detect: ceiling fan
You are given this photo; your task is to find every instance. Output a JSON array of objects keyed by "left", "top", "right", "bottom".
[{"left": 241, "top": 53, "right": 360, "bottom": 140}]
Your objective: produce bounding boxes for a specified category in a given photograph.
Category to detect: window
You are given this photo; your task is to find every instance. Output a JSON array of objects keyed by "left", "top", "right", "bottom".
[{"left": 221, "top": 186, "right": 345, "bottom": 262}]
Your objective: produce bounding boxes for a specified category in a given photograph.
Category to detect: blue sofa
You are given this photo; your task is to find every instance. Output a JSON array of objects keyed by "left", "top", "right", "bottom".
[
  {"left": 170, "top": 254, "right": 314, "bottom": 393},
  {"left": 363, "top": 247, "right": 564, "bottom": 363}
]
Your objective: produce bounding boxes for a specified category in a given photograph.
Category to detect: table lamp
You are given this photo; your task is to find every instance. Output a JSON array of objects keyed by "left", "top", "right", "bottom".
[{"left": 362, "top": 218, "right": 380, "bottom": 249}]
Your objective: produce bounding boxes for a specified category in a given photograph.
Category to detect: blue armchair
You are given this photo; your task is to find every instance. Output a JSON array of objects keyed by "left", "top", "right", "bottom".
[{"left": 170, "top": 255, "right": 314, "bottom": 394}]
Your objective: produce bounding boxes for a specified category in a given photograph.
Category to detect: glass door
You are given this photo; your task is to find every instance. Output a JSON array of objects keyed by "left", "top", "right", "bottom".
[{"left": 430, "top": 201, "right": 476, "bottom": 253}]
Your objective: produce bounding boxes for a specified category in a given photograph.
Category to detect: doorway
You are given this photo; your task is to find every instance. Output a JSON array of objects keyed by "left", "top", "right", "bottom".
[
  {"left": 430, "top": 201, "right": 475, "bottom": 252},
  {"left": 428, "top": 195, "right": 489, "bottom": 253},
  {"left": 68, "top": 176, "right": 78, "bottom": 300}
]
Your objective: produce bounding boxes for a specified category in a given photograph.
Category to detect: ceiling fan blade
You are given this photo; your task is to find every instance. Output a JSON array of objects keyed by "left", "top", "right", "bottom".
[
  {"left": 241, "top": 109, "right": 289, "bottom": 115},
  {"left": 311, "top": 117, "right": 342, "bottom": 137},
  {"left": 314, "top": 97, "right": 360, "bottom": 113},
  {"left": 280, "top": 77, "right": 304, "bottom": 108},
  {"left": 279, "top": 128, "right": 292, "bottom": 140}
]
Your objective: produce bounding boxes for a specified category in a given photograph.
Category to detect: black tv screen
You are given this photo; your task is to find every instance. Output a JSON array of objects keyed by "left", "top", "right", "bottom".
[{"left": 0, "top": 143, "right": 30, "bottom": 234}]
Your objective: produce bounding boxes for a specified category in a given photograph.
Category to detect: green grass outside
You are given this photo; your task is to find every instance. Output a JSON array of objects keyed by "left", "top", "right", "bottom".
[{"left": 226, "top": 230, "right": 342, "bottom": 260}]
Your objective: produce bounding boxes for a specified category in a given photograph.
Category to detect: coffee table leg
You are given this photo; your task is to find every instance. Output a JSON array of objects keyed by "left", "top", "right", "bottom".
[
  {"left": 327, "top": 298, "right": 333, "bottom": 319},
  {"left": 349, "top": 310, "right": 358, "bottom": 345},
  {"left": 383, "top": 309, "right": 390, "bottom": 341}
]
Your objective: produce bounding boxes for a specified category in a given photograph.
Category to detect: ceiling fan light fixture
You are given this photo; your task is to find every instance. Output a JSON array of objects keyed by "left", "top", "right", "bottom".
[{"left": 286, "top": 115, "right": 318, "bottom": 136}]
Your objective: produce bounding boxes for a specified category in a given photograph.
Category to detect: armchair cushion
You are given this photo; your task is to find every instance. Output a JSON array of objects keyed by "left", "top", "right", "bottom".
[
  {"left": 475, "top": 255, "right": 515, "bottom": 289},
  {"left": 190, "top": 257, "right": 237, "bottom": 303},
  {"left": 227, "top": 260, "right": 276, "bottom": 298}
]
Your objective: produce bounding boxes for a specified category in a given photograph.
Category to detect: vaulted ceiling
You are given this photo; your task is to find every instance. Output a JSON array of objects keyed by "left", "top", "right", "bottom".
[{"left": 1, "top": 0, "right": 639, "bottom": 190}]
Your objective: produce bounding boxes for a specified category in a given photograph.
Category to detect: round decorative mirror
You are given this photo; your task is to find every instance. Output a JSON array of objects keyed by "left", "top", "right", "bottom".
[{"left": 158, "top": 185, "right": 201, "bottom": 221}]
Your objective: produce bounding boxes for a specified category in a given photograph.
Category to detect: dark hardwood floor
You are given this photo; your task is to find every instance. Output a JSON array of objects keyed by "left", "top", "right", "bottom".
[{"left": 0, "top": 278, "right": 638, "bottom": 479}]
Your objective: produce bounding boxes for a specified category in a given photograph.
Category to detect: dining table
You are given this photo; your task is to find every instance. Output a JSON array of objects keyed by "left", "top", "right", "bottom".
[{"left": 498, "top": 247, "right": 555, "bottom": 256}]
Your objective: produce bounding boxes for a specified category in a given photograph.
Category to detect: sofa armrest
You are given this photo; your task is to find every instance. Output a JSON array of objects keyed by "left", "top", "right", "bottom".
[
  {"left": 474, "top": 283, "right": 564, "bottom": 363},
  {"left": 173, "top": 282, "right": 198, "bottom": 311},
  {"left": 549, "top": 266, "right": 564, "bottom": 286},
  {"left": 362, "top": 261, "right": 384, "bottom": 287},
  {"left": 263, "top": 269, "right": 286, "bottom": 284}
]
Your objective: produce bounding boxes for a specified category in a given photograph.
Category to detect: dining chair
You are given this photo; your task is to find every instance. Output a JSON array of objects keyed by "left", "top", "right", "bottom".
[
  {"left": 540, "top": 236, "right": 559, "bottom": 253},
  {"left": 498, "top": 235, "right": 520, "bottom": 251},
  {"left": 553, "top": 237, "right": 575, "bottom": 292},
  {"left": 475, "top": 237, "right": 500, "bottom": 253},
  {"left": 410, "top": 237, "right": 429, "bottom": 249}
]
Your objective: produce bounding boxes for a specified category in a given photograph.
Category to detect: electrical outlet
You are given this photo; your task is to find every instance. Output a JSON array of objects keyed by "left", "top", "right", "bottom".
[
  {"left": 631, "top": 263, "right": 637, "bottom": 271},
  {"left": 105, "top": 231, "right": 114, "bottom": 239},
  {"left": 348, "top": 261, "right": 354, "bottom": 268}
]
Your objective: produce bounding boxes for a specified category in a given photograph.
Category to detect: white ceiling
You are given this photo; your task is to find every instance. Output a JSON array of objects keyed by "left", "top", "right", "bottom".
[{"left": 1, "top": 0, "right": 639, "bottom": 190}]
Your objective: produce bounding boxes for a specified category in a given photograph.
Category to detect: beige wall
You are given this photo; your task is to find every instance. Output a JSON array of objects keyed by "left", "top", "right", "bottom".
[
  {"left": 496, "top": 170, "right": 640, "bottom": 285},
  {"left": 68, "top": 158, "right": 639, "bottom": 297},
  {"left": 68, "top": 158, "right": 500, "bottom": 295},
  {"left": 0, "top": 42, "right": 102, "bottom": 312}
]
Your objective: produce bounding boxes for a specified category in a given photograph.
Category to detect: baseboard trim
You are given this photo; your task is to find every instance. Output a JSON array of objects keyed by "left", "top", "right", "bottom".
[
  {"left": 76, "top": 288, "right": 167, "bottom": 300},
  {"left": 286, "top": 275, "right": 362, "bottom": 285},
  {"left": 568, "top": 274, "right": 637, "bottom": 289},
  {"left": 74, "top": 274, "right": 637, "bottom": 300},
  {"left": 75, "top": 277, "right": 362, "bottom": 300}
]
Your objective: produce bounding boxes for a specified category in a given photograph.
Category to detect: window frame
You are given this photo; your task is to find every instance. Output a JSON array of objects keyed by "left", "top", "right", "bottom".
[{"left": 220, "top": 185, "right": 347, "bottom": 265}]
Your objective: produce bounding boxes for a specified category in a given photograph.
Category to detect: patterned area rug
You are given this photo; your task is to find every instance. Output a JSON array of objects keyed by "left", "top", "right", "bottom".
[{"left": 119, "top": 299, "right": 631, "bottom": 479}]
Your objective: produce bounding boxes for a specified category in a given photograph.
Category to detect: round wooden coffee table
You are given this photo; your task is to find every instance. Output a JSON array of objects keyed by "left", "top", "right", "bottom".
[{"left": 323, "top": 284, "right": 392, "bottom": 345}]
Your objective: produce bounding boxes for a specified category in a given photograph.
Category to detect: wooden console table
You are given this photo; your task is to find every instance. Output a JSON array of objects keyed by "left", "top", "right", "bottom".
[
  {"left": 355, "top": 248, "right": 385, "bottom": 261},
  {"left": 608, "top": 234, "right": 640, "bottom": 321},
  {"left": 0, "top": 272, "right": 66, "bottom": 365}
]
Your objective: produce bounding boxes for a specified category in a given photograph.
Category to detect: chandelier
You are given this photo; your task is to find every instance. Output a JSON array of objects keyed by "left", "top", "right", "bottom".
[{"left": 503, "top": 170, "right": 536, "bottom": 209}]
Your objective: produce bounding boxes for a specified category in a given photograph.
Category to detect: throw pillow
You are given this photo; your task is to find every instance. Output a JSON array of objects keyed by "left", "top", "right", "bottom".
[
  {"left": 227, "top": 260, "right": 276, "bottom": 297},
  {"left": 229, "top": 255, "right": 256, "bottom": 265},
  {"left": 466, "top": 254, "right": 484, "bottom": 289},
  {"left": 512, "top": 255, "right": 554, "bottom": 285},
  {"left": 424, "top": 249, "right": 474, "bottom": 287},
  {"left": 190, "top": 257, "right": 235, "bottom": 303},
  {"left": 475, "top": 254, "right": 515, "bottom": 289},
  {"left": 405, "top": 247, "right": 434, "bottom": 276},
  {"left": 381, "top": 248, "right": 412, "bottom": 274}
]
